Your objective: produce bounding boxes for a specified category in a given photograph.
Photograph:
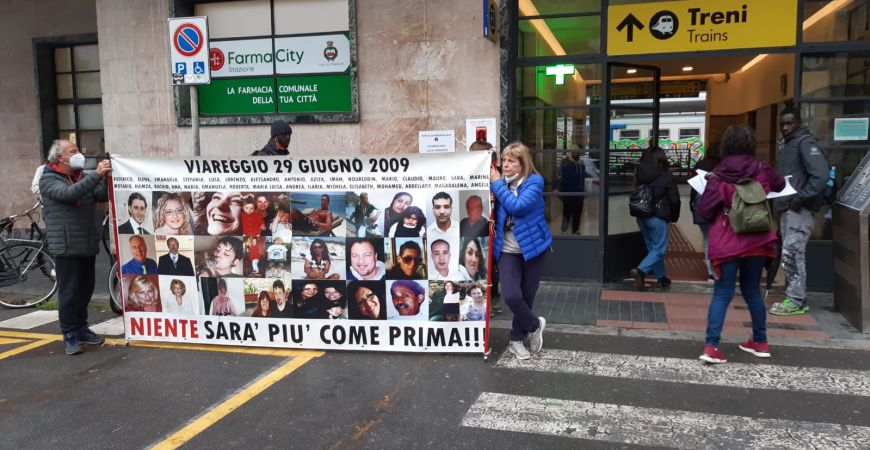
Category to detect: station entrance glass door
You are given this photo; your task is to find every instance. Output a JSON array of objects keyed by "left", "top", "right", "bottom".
[{"left": 602, "top": 63, "right": 661, "bottom": 281}]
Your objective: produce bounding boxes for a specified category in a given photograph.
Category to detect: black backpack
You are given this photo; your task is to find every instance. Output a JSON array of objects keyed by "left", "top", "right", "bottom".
[{"left": 629, "top": 184, "right": 656, "bottom": 218}]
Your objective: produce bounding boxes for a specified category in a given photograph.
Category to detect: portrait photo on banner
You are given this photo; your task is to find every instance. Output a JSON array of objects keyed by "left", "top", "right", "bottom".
[
  {"left": 292, "top": 279, "right": 347, "bottom": 319},
  {"left": 288, "top": 191, "right": 347, "bottom": 237},
  {"left": 385, "top": 237, "right": 428, "bottom": 280},
  {"left": 290, "top": 236, "right": 345, "bottom": 280},
  {"left": 428, "top": 280, "right": 488, "bottom": 322},
  {"left": 200, "top": 276, "right": 246, "bottom": 316},
  {"left": 243, "top": 275, "right": 293, "bottom": 318},
  {"left": 114, "top": 190, "right": 154, "bottom": 235}
]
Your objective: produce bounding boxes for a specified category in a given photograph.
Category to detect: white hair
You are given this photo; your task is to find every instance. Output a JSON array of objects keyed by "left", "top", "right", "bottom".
[{"left": 46, "top": 140, "right": 68, "bottom": 163}]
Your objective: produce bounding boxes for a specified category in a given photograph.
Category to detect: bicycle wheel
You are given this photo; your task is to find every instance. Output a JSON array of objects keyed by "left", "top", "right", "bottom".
[
  {"left": 0, "top": 242, "right": 57, "bottom": 308},
  {"left": 108, "top": 260, "right": 123, "bottom": 314}
]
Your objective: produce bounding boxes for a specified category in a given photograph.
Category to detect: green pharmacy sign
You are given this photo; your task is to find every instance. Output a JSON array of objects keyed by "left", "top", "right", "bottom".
[
  {"left": 200, "top": 34, "right": 353, "bottom": 116},
  {"left": 198, "top": 75, "right": 352, "bottom": 115}
]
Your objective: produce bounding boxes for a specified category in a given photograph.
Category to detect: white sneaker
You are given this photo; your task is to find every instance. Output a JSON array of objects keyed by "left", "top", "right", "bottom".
[
  {"left": 529, "top": 317, "right": 546, "bottom": 354},
  {"left": 508, "top": 341, "right": 531, "bottom": 360}
]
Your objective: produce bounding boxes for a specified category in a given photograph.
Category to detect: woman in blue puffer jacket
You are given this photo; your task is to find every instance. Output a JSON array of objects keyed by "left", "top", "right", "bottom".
[{"left": 490, "top": 142, "right": 553, "bottom": 360}]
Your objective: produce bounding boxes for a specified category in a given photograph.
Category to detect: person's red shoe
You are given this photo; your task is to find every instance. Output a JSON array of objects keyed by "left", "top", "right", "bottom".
[
  {"left": 738, "top": 339, "right": 771, "bottom": 358},
  {"left": 699, "top": 345, "right": 727, "bottom": 364}
]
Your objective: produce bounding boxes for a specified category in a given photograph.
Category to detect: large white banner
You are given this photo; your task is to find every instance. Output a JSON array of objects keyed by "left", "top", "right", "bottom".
[{"left": 109, "top": 152, "right": 493, "bottom": 353}]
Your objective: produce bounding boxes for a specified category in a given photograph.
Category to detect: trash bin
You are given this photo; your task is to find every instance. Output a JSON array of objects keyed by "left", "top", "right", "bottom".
[{"left": 832, "top": 152, "right": 870, "bottom": 333}]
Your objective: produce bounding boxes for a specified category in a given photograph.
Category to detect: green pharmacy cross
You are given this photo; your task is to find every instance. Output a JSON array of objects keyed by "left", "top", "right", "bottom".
[{"left": 545, "top": 64, "right": 575, "bottom": 85}]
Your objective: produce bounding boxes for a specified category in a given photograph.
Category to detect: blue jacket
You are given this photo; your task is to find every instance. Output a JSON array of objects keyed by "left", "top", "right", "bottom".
[{"left": 491, "top": 173, "right": 552, "bottom": 261}]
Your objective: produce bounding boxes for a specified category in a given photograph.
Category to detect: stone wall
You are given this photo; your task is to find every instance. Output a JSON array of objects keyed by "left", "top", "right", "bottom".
[
  {"left": 0, "top": 0, "right": 97, "bottom": 218},
  {"left": 96, "top": 0, "right": 501, "bottom": 159}
]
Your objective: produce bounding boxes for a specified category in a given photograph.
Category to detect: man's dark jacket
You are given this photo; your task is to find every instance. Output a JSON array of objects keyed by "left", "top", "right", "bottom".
[
  {"left": 158, "top": 253, "right": 195, "bottom": 276},
  {"left": 252, "top": 141, "right": 289, "bottom": 156},
  {"left": 773, "top": 127, "right": 829, "bottom": 214},
  {"left": 39, "top": 166, "right": 108, "bottom": 257}
]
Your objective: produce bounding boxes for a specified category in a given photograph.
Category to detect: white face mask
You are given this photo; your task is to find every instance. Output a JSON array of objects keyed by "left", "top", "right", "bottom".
[{"left": 68, "top": 153, "right": 86, "bottom": 170}]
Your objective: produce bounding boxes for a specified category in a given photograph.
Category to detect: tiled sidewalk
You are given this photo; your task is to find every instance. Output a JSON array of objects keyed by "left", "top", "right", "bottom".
[
  {"left": 513, "top": 281, "right": 868, "bottom": 343},
  {"left": 599, "top": 289, "right": 830, "bottom": 340}
]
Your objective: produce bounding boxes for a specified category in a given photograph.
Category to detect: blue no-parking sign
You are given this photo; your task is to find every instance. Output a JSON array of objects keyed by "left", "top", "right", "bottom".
[{"left": 168, "top": 16, "right": 210, "bottom": 86}]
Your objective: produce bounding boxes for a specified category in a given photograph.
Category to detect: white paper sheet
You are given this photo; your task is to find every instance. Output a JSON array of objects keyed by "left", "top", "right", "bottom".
[{"left": 687, "top": 170, "right": 796, "bottom": 199}]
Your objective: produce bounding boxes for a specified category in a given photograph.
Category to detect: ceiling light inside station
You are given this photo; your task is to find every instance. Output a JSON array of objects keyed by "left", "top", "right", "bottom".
[{"left": 682, "top": 66, "right": 694, "bottom": 72}]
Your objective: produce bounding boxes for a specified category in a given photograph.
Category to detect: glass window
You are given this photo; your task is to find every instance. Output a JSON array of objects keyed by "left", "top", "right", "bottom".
[
  {"left": 516, "top": 64, "right": 602, "bottom": 108},
  {"left": 679, "top": 128, "right": 701, "bottom": 139},
  {"left": 516, "top": 108, "right": 603, "bottom": 155},
  {"left": 195, "top": 0, "right": 271, "bottom": 38},
  {"left": 75, "top": 73, "right": 101, "bottom": 99},
  {"left": 544, "top": 194, "right": 600, "bottom": 237},
  {"left": 73, "top": 45, "right": 100, "bottom": 71},
  {"left": 802, "top": 0, "right": 869, "bottom": 43},
  {"left": 193, "top": 0, "right": 356, "bottom": 119},
  {"left": 532, "top": 151, "right": 601, "bottom": 194},
  {"left": 801, "top": 100, "right": 870, "bottom": 147},
  {"left": 519, "top": 16, "right": 601, "bottom": 57},
  {"left": 54, "top": 47, "right": 71, "bottom": 72},
  {"left": 57, "top": 105, "right": 75, "bottom": 130},
  {"left": 53, "top": 43, "right": 104, "bottom": 154},
  {"left": 56, "top": 74, "right": 73, "bottom": 99},
  {"left": 274, "top": 0, "right": 349, "bottom": 35},
  {"left": 619, "top": 129, "right": 640, "bottom": 140},
  {"left": 518, "top": 0, "right": 600, "bottom": 17},
  {"left": 801, "top": 52, "right": 870, "bottom": 98},
  {"left": 78, "top": 104, "right": 103, "bottom": 130}
]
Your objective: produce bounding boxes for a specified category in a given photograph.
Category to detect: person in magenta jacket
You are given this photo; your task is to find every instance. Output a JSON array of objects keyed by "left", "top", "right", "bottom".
[
  {"left": 697, "top": 125, "right": 785, "bottom": 364},
  {"left": 490, "top": 142, "right": 552, "bottom": 361}
]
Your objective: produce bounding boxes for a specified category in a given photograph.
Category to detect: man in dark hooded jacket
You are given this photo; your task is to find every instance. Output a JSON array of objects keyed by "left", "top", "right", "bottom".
[
  {"left": 252, "top": 120, "right": 292, "bottom": 156},
  {"left": 769, "top": 107, "right": 829, "bottom": 316}
]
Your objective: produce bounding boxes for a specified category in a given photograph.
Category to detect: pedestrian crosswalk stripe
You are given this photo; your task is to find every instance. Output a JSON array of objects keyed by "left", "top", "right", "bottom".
[
  {"left": 497, "top": 349, "right": 870, "bottom": 397},
  {"left": 88, "top": 317, "right": 125, "bottom": 336},
  {"left": 0, "top": 310, "right": 58, "bottom": 329},
  {"left": 463, "top": 392, "right": 870, "bottom": 449}
]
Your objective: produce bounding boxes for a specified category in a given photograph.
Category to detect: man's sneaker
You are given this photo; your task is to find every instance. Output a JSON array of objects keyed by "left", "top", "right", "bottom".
[
  {"left": 738, "top": 339, "right": 771, "bottom": 358},
  {"left": 508, "top": 341, "right": 531, "bottom": 360},
  {"left": 77, "top": 327, "right": 105, "bottom": 345},
  {"left": 657, "top": 277, "right": 672, "bottom": 288},
  {"left": 529, "top": 317, "right": 546, "bottom": 354},
  {"left": 630, "top": 268, "right": 646, "bottom": 290},
  {"left": 699, "top": 344, "right": 727, "bottom": 364},
  {"left": 769, "top": 298, "right": 810, "bottom": 316},
  {"left": 63, "top": 332, "right": 84, "bottom": 355}
]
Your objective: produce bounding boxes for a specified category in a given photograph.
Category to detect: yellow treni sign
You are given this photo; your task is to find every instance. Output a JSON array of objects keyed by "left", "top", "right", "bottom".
[{"left": 607, "top": 0, "right": 797, "bottom": 56}]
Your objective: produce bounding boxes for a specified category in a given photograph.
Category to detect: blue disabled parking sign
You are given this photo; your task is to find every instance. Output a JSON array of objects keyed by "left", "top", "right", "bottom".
[
  {"left": 175, "top": 62, "right": 187, "bottom": 75},
  {"left": 193, "top": 61, "right": 205, "bottom": 74}
]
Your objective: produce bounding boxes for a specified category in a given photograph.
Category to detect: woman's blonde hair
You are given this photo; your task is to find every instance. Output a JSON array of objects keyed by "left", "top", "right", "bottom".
[
  {"left": 128, "top": 275, "right": 157, "bottom": 303},
  {"left": 169, "top": 278, "right": 186, "bottom": 295},
  {"left": 154, "top": 192, "right": 192, "bottom": 234},
  {"left": 501, "top": 141, "right": 538, "bottom": 180}
]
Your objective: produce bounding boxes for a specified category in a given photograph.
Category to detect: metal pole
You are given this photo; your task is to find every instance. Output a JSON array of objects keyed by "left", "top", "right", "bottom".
[{"left": 190, "top": 85, "right": 200, "bottom": 156}]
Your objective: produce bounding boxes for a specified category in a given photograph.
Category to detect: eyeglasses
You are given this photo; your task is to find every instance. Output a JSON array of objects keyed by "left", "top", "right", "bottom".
[
  {"left": 163, "top": 208, "right": 185, "bottom": 217},
  {"left": 400, "top": 255, "right": 418, "bottom": 264},
  {"left": 355, "top": 291, "right": 377, "bottom": 305}
]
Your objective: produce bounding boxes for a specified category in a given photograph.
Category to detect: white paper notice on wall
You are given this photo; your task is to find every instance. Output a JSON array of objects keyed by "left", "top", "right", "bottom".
[
  {"left": 465, "top": 118, "right": 497, "bottom": 151},
  {"left": 419, "top": 130, "right": 456, "bottom": 154}
]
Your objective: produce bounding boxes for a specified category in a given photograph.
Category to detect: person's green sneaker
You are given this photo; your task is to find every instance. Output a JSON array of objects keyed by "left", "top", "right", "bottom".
[{"left": 769, "top": 298, "right": 810, "bottom": 316}]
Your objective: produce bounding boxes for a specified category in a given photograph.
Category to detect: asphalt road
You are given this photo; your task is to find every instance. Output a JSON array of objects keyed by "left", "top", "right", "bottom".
[{"left": 2, "top": 318, "right": 869, "bottom": 449}]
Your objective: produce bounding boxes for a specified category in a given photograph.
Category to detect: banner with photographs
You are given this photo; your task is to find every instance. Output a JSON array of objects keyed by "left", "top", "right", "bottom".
[{"left": 109, "top": 152, "right": 492, "bottom": 353}]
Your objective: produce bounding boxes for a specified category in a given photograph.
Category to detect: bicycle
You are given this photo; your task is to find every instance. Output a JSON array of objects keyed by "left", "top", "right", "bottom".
[
  {"left": 101, "top": 209, "right": 123, "bottom": 314},
  {"left": 0, "top": 203, "right": 58, "bottom": 308}
]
